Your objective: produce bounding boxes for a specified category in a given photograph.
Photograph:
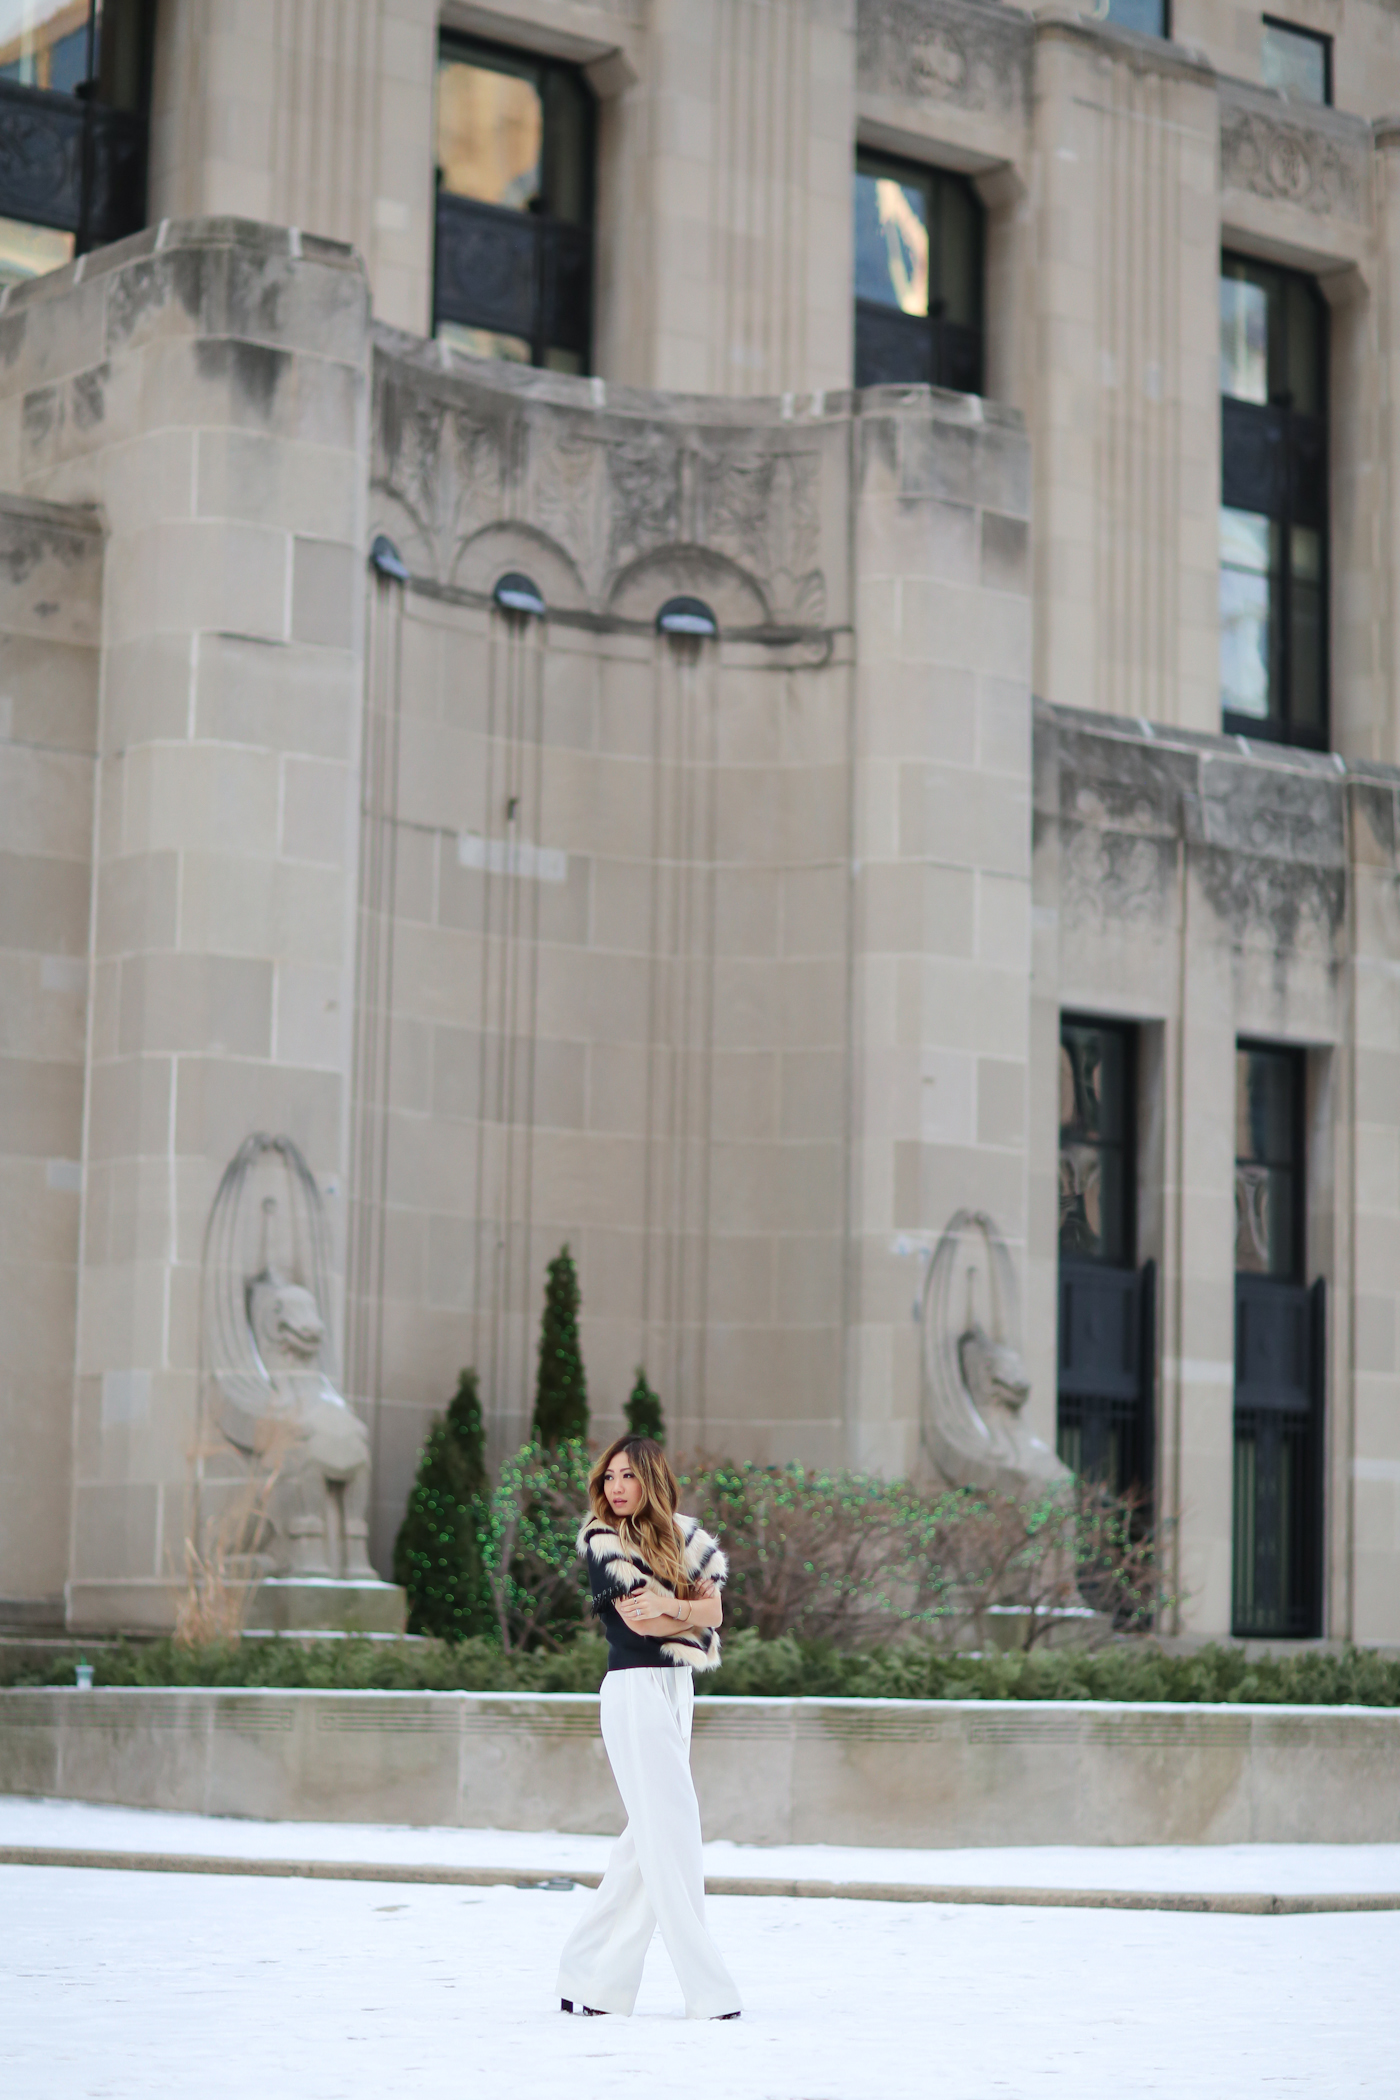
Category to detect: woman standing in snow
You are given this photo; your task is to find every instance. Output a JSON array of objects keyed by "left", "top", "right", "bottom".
[{"left": 556, "top": 1435, "right": 742, "bottom": 2021}]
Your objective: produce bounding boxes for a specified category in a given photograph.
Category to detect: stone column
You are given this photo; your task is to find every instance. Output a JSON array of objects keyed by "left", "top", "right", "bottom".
[
  {"left": 0, "top": 220, "right": 371, "bottom": 1631},
  {"left": 149, "top": 0, "right": 436, "bottom": 335},
  {"left": 1348, "top": 774, "right": 1400, "bottom": 1643},
  {"left": 0, "top": 498, "right": 102, "bottom": 1626},
  {"left": 599, "top": 0, "right": 856, "bottom": 395},
  {"left": 1029, "top": 13, "right": 1219, "bottom": 732},
  {"left": 847, "top": 390, "right": 1036, "bottom": 1476}
]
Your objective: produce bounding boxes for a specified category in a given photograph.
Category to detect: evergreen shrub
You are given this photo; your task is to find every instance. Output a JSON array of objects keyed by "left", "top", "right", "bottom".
[
  {"left": 532, "top": 1245, "right": 588, "bottom": 1446},
  {"left": 393, "top": 1369, "right": 492, "bottom": 1640},
  {"left": 624, "top": 1368, "right": 665, "bottom": 1443},
  {"left": 9, "top": 1633, "right": 1399, "bottom": 1705}
]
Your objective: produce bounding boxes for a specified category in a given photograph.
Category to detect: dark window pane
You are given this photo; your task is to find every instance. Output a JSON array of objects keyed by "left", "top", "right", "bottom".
[
  {"left": 1283, "top": 276, "right": 1323, "bottom": 413},
  {"left": 937, "top": 176, "right": 980, "bottom": 328},
  {"left": 1236, "top": 1048, "right": 1296, "bottom": 1166},
  {"left": 1290, "top": 538, "right": 1324, "bottom": 735},
  {"left": 541, "top": 67, "right": 591, "bottom": 226},
  {"left": 1234, "top": 1047, "right": 1300, "bottom": 1279},
  {"left": 1262, "top": 20, "right": 1329, "bottom": 106}
]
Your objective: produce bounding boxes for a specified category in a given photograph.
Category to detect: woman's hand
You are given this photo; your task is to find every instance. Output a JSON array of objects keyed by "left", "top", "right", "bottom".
[{"left": 619, "top": 1587, "right": 671, "bottom": 1628}]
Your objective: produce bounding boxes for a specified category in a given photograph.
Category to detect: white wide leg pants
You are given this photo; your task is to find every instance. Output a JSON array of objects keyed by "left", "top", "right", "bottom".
[{"left": 556, "top": 1667, "right": 741, "bottom": 2019}]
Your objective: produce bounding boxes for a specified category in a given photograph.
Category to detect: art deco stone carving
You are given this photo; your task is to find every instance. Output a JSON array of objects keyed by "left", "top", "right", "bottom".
[
  {"left": 921, "top": 1209, "right": 1069, "bottom": 1496},
  {"left": 1219, "top": 85, "right": 1370, "bottom": 223},
  {"left": 857, "top": 0, "right": 1032, "bottom": 119},
  {"left": 373, "top": 343, "right": 830, "bottom": 627},
  {"left": 201, "top": 1134, "right": 375, "bottom": 1581}
]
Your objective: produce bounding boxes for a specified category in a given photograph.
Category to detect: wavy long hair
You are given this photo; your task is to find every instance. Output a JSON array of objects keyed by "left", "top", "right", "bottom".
[{"left": 587, "top": 1435, "right": 689, "bottom": 1594}]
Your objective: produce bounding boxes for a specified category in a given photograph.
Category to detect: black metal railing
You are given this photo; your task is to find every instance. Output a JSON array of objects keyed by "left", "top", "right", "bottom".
[
  {"left": 1057, "top": 1259, "right": 1156, "bottom": 1499},
  {"left": 433, "top": 189, "right": 591, "bottom": 368},
  {"left": 1232, "top": 1275, "right": 1324, "bottom": 1637},
  {"left": 854, "top": 299, "right": 983, "bottom": 396},
  {"left": 0, "top": 76, "right": 147, "bottom": 252}
]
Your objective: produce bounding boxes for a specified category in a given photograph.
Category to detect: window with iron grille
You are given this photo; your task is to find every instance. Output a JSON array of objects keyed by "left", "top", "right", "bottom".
[
  {"left": 1219, "top": 254, "right": 1328, "bottom": 748},
  {"left": 0, "top": 1, "right": 154, "bottom": 290},
  {"left": 433, "top": 34, "right": 594, "bottom": 374},
  {"left": 1232, "top": 1045, "right": 1324, "bottom": 1638},
  {"left": 853, "top": 150, "right": 983, "bottom": 395}
]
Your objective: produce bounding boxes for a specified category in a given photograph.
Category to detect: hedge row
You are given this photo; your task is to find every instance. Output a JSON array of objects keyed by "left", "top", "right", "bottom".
[{"left": 5, "top": 1630, "right": 1399, "bottom": 1706}]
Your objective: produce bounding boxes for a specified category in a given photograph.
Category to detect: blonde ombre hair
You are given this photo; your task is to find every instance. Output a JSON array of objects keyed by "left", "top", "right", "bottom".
[{"left": 587, "top": 1436, "right": 689, "bottom": 1594}]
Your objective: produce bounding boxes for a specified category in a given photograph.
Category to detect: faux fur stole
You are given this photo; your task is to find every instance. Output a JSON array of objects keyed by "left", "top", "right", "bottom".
[{"left": 578, "top": 1512, "right": 728, "bottom": 1674}]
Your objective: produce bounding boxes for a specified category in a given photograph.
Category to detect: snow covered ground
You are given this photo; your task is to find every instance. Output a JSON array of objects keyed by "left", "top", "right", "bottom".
[
  {"left": 0, "top": 1800, "right": 1397, "bottom": 2097},
  {"left": 4, "top": 1794, "right": 1400, "bottom": 1895},
  {"left": 1, "top": 1858, "right": 1395, "bottom": 2098}
]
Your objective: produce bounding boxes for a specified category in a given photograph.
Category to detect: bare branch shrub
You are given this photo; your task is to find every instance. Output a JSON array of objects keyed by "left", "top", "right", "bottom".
[
  {"left": 678, "top": 1458, "right": 1176, "bottom": 1651},
  {"left": 174, "top": 1418, "right": 297, "bottom": 1648}
]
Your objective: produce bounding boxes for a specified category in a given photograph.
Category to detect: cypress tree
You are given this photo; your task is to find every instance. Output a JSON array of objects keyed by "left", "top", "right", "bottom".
[
  {"left": 393, "top": 1368, "right": 493, "bottom": 1640},
  {"left": 532, "top": 1244, "right": 589, "bottom": 1446},
  {"left": 624, "top": 1366, "right": 665, "bottom": 1444}
]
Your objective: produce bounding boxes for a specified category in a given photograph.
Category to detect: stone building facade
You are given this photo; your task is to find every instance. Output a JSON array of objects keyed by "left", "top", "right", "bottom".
[{"left": 0, "top": 0, "right": 1398, "bottom": 1646}]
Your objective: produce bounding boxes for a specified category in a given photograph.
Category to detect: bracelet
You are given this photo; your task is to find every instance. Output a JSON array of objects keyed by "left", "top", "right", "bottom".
[{"left": 681, "top": 1601, "right": 691, "bottom": 1624}]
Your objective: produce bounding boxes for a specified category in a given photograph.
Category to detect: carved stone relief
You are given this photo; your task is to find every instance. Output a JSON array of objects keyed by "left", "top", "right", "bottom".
[
  {"left": 373, "top": 350, "right": 833, "bottom": 628},
  {"left": 857, "top": 0, "right": 1031, "bottom": 120},
  {"left": 1220, "top": 88, "right": 1370, "bottom": 224}
]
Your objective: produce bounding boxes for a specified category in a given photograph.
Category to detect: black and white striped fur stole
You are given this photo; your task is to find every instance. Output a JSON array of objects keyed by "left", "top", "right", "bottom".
[{"left": 578, "top": 1511, "right": 728, "bottom": 1673}]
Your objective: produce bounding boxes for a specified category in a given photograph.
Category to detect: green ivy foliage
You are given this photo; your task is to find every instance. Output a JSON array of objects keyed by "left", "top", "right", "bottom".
[
  {"left": 392, "top": 1369, "right": 493, "bottom": 1641},
  {"left": 480, "top": 1437, "right": 592, "bottom": 1652}
]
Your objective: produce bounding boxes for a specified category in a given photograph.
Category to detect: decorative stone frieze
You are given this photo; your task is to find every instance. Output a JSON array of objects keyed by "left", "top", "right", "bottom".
[
  {"left": 857, "top": 0, "right": 1032, "bottom": 119},
  {"left": 1219, "top": 80, "right": 1372, "bottom": 224},
  {"left": 372, "top": 336, "right": 831, "bottom": 628}
]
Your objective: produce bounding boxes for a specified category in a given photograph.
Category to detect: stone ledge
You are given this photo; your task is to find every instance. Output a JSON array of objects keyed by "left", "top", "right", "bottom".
[
  {"left": 3, "top": 1689, "right": 1397, "bottom": 1846},
  {"left": 0, "top": 1844, "right": 1393, "bottom": 1913}
]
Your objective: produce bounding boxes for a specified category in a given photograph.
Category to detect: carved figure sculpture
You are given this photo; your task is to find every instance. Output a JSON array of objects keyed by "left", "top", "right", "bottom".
[
  {"left": 201, "top": 1134, "right": 375, "bottom": 1579},
  {"left": 920, "top": 1209, "right": 1070, "bottom": 1497}
]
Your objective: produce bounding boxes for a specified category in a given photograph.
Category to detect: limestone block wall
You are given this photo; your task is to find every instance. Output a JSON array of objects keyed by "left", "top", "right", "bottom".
[
  {"left": 354, "top": 343, "right": 1033, "bottom": 1550},
  {"left": 0, "top": 497, "right": 102, "bottom": 1626},
  {"left": 1033, "top": 704, "right": 1400, "bottom": 1645},
  {"left": 149, "top": 0, "right": 440, "bottom": 338},
  {"left": 0, "top": 221, "right": 372, "bottom": 1631},
  {"left": 849, "top": 391, "right": 1036, "bottom": 1474}
]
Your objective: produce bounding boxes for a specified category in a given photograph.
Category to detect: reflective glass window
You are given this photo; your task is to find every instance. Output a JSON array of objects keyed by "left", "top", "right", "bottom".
[
  {"left": 1059, "top": 1020, "right": 1134, "bottom": 1266},
  {"left": 1262, "top": 19, "right": 1330, "bottom": 105},
  {"left": 1235, "top": 1047, "right": 1301, "bottom": 1279},
  {"left": 853, "top": 152, "right": 983, "bottom": 394},
  {"left": 433, "top": 36, "right": 594, "bottom": 371},
  {"left": 1219, "top": 255, "right": 1327, "bottom": 747},
  {"left": 1100, "top": 0, "right": 1168, "bottom": 35}
]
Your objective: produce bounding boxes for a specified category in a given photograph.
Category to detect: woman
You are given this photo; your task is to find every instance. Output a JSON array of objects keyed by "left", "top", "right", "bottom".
[{"left": 556, "top": 1434, "right": 742, "bottom": 2021}]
